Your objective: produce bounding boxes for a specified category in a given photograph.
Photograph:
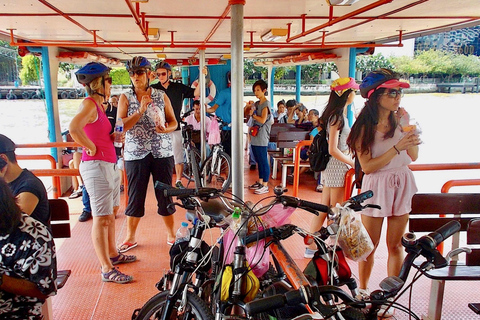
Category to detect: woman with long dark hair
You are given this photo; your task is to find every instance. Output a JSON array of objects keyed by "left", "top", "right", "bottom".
[
  {"left": 0, "top": 177, "right": 56, "bottom": 318},
  {"left": 305, "top": 77, "right": 358, "bottom": 258},
  {"left": 347, "top": 69, "right": 420, "bottom": 316}
]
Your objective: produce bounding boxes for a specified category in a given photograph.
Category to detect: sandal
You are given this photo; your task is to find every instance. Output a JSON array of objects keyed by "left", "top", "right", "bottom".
[
  {"left": 101, "top": 267, "right": 133, "bottom": 284},
  {"left": 110, "top": 253, "right": 137, "bottom": 265},
  {"left": 117, "top": 241, "right": 137, "bottom": 253}
]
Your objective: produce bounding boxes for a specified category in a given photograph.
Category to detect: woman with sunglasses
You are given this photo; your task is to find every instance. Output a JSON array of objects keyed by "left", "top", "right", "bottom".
[
  {"left": 347, "top": 69, "right": 420, "bottom": 315},
  {"left": 305, "top": 77, "right": 358, "bottom": 258},
  {"left": 70, "top": 62, "right": 135, "bottom": 284},
  {"left": 117, "top": 56, "right": 178, "bottom": 252}
]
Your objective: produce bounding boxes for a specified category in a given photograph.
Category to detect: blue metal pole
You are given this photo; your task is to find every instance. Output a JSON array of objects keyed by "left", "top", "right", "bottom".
[
  {"left": 296, "top": 65, "right": 301, "bottom": 103},
  {"left": 270, "top": 66, "right": 276, "bottom": 111},
  {"left": 347, "top": 48, "right": 357, "bottom": 127},
  {"left": 41, "top": 47, "right": 58, "bottom": 161}
]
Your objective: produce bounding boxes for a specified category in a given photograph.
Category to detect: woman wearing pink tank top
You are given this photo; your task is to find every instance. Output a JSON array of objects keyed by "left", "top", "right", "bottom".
[
  {"left": 347, "top": 69, "right": 421, "bottom": 313},
  {"left": 70, "top": 62, "right": 135, "bottom": 284}
]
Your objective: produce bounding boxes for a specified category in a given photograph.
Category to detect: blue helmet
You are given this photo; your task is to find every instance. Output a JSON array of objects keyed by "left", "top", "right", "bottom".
[
  {"left": 154, "top": 61, "right": 172, "bottom": 71},
  {"left": 359, "top": 68, "right": 409, "bottom": 99},
  {"left": 75, "top": 62, "right": 110, "bottom": 85},
  {"left": 126, "top": 56, "right": 151, "bottom": 71}
]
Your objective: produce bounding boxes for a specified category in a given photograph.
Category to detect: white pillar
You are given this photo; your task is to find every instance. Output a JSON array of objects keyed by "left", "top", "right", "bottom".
[
  {"left": 199, "top": 50, "right": 207, "bottom": 162},
  {"left": 230, "top": 1, "right": 245, "bottom": 200}
]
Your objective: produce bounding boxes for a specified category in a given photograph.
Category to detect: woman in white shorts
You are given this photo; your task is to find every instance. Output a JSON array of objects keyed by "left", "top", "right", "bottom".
[
  {"left": 347, "top": 69, "right": 421, "bottom": 306},
  {"left": 305, "top": 77, "right": 358, "bottom": 258}
]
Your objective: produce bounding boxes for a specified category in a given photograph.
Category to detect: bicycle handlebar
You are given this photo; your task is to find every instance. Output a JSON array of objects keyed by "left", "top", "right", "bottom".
[
  {"left": 154, "top": 181, "right": 219, "bottom": 198},
  {"left": 419, "top": 220, "right": 460, "bottom": 250},
  {"left": 245, "top": 285, "right": 363, "bottom": 316}
]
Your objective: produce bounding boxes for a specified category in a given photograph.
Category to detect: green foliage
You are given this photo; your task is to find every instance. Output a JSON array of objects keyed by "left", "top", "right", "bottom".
[
  {"left": 19, "top": 55, "right": 41, "bottom": 85},
  {"left": 244, "top": 59, "right": 267, "bottom": 79},
  {"left": 356, "top": 54, "right": 394, "bottom": 77},
  {"left": 110, "top": 68, "right": 130, "bottom": 85}
]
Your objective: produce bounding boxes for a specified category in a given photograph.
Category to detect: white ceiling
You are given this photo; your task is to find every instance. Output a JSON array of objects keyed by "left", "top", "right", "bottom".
[{"left": 1, "top": 0, "right": 480, "bottom": 66}]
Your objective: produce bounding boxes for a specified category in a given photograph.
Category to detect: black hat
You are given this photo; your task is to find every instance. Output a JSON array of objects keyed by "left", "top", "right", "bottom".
[{"left": 0, "top": 134, "right": 16, "bottom": 153}]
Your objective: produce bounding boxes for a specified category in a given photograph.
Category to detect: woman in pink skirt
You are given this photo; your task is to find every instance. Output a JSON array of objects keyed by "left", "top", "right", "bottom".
[{"left": 347, "top": 69, "right": 421, "bottom": 311}]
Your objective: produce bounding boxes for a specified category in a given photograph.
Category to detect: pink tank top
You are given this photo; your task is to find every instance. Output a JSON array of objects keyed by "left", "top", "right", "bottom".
[
  {"left": 370, "top": 126, "right": 411, "bottom": 172},
  {"left": 81, "top": 97, "right": 117, "bottom": 163}
]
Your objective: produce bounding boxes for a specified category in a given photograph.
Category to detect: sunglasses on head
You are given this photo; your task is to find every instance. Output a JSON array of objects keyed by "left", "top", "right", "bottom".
[
  {"left": 383, "top": 88, "right": 403, "bottom": 98},
  {"left": 128, "top": 70, "right": 146, "bottom": 77},
  {"left": 156, "top": 72, "right": 168, "bottom": 77}
]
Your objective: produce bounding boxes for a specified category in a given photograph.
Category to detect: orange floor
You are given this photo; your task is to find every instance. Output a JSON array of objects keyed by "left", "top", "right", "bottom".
[{"left": 53, "top": 160, "right": 479, "bottom": 320}]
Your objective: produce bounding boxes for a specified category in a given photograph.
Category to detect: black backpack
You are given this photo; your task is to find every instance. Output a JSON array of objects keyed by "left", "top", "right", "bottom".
[{"left": 308, "top": 129, "right": 330, "bottom": 172}]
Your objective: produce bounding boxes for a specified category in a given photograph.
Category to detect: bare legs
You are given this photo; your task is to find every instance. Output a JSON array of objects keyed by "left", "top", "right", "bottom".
[
  {"left": 121, "top": 214, "right": 176, "bottom": 246},
  {"left": 358, "top": 214, "right": 409, "bottom": 289},
  {"left": 92, "top": 213, "right": 116, "bottom": 273},
  {"left": 308, "top": 186, "right": 344, "bottom": 249}
]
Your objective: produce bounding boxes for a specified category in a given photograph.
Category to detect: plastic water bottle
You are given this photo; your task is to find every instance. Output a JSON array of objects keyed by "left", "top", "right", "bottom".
[
  {"left": 230, "top": 207, "right": 242, "bottom": 232},
  {"left": 175, "top": 222, "right": 190, "bottom": 244},
  {"left": 114, "top": 118, "right": 123, "bottom": 148}
]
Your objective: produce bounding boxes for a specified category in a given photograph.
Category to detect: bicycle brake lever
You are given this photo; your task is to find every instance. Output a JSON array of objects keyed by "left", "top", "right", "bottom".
[{"left": 363, "top": 204, "right": 381, "bottom": 210}]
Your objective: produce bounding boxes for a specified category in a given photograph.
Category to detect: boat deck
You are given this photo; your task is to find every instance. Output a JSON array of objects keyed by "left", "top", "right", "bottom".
[{"left": 52, "top": 159, "right": 479, "bottom": 320}]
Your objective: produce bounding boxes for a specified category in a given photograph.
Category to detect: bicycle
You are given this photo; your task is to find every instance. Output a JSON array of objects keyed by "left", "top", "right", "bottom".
[
  {"left": 132, "top": 183, "right": 377, "bottom": 320},
  {"left": 180, "top": 111, "right": 232, "bottom": 193},
  {"left": 244, "top": 220, "right": 463, "bottom": 320}
]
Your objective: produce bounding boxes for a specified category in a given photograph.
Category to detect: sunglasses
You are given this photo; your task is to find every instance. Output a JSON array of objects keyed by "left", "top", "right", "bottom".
[
  {"left": 104, "top": 77, "right": 112, "bottom": 84},
  {"left": 156, "top": 72, "right": 168, "bottom": 77},
  {"left": 128, "top": 70, "right": 146, "bottom": 77},
  {"left": 383, "top": 88, "right": 404, "bottom": 99}
]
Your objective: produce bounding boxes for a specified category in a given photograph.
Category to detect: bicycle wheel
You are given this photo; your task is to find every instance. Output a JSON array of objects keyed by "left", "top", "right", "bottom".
[
  {"left": 133, "top": 290, "right": 214, "bottom": 320},
  {"left": 182, "top": 147, "right": 201, "bottom": 188},
  {"left": 200, "top": 150, "right": 231, "bottom": 193}
]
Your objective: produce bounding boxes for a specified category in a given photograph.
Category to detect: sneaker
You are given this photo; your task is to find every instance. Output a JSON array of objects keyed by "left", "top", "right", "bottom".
[
  {"left": 249, "top": 182, "right": 262, "bottom": 190},
  {"left": 175, "top": 180, "right": 185, "bottom": 189},
  {"left": 316, "top": 184, "right": 323, "bottom": 192},
  {"left": 377, "top": 298, "right": 395, "bottom": 318},
  {"left": 69, "top": 188, "right": 83, "bottom": 199},
  {"left": 254, "top": 185, "right": 269, "bottom": 194},
  {"left": 304, "top": 248, "right": 316, "bottom": 259},
  {"left": 356, "top": 288, "right": 370, "bottom": 301},
  {"left": 78, "top": 210, "right": 92, "bottom": 222}
]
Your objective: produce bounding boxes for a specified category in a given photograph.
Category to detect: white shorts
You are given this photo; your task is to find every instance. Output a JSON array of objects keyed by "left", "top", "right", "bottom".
[
  {"left": 79, "top": 160, "right": 120, "bottom": 217},
  {"left": 171, "top": 130, "right": 184, "bottom": 165}
]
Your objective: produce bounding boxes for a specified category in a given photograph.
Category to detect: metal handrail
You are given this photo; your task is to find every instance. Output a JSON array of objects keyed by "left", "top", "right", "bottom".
[{"left": 16, "top": 154, "right": 64, "bottom": 199}]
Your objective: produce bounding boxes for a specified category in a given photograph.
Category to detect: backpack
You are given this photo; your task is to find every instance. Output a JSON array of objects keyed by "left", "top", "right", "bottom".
[{"left": 308, "top": 129, "right": 330, "bottom": 172}]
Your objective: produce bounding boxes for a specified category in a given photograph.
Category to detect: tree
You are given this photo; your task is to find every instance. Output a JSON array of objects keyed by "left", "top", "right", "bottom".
[
  {"left": 110, "top": 68, "right": 130, "bottom": 85},
  {"left": 356, "top": 54, "right": 394, "bottom": 77},
  {"left": 19, "top": 55, "right": 41, "bottom": 85}
]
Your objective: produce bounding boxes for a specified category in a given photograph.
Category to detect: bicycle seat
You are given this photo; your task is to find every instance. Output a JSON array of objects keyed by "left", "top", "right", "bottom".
[{"left": 198, "top": 198, "right": 230, "bottom": 223}]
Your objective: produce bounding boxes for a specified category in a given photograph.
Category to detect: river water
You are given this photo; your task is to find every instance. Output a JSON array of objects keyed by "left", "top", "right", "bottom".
[{"left": 0, "top": 93, "right": 479, "bottom": 193}]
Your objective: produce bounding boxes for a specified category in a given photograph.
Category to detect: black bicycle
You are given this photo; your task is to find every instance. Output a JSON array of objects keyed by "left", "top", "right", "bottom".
[
  {"left": 244, "top": 220, "right": 463, "bottom": 320},
  {"left": 181, "top": 111, "right": 232, "bottom": 193}
]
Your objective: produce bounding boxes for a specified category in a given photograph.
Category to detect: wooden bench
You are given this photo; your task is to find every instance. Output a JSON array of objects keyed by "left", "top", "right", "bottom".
[
  {"left": 409, "top": 193, "right": 480, "bottom": 320},
  {"left": 271, "top": 131, "right": 310, "bottom": 186},
  {"left": 42, "top": 198, "right": 72, "bottom": 320}
]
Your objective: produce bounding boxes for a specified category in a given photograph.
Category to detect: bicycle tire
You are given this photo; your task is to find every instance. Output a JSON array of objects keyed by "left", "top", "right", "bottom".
[
  {"left": 182, "top": 147, "right": 201, "bottom": 187},
  {"left": 200, "top": 150, "right": 232, "bottom": 193},
  {"left": 134, "top": 290, "right": 214, "bottom": 320}
]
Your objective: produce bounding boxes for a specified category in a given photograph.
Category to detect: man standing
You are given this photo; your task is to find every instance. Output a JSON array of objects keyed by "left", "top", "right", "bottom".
[
  {"left": 207, "top": 71, "right": 232, "bottom": 156},
  {"left": 151, "top": 62, "right": 204, "bottom": 187},
  {"left": 0, "top": 134, "right": 50, "bottom": 227}
]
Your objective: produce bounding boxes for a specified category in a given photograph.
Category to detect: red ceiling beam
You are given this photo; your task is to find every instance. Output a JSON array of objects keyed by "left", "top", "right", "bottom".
[
  {"left": 190, "top": 3, "right": 232, "bottom": 59},
  {"left": 124, "top": 0, "right": 149, "bottom": 41},
  {"left": 287, "top": 0, "right": 394, "bottom": 42}
]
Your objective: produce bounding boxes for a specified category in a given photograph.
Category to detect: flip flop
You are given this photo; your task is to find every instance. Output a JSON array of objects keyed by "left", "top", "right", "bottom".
[
  {"left": 167, "top": 239, "right": 175, "bottom": 246},
  {"left": 118, "top": 241, "right": 138, "bottom": 253}
]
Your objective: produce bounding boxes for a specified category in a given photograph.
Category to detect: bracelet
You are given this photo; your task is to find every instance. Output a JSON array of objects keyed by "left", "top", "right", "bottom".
[
  {"left": 137, "top": 110, "right": 141, "bottom": 115},
  {"left": 393, "top": 145, "right": 400, "bottom": 154}
]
